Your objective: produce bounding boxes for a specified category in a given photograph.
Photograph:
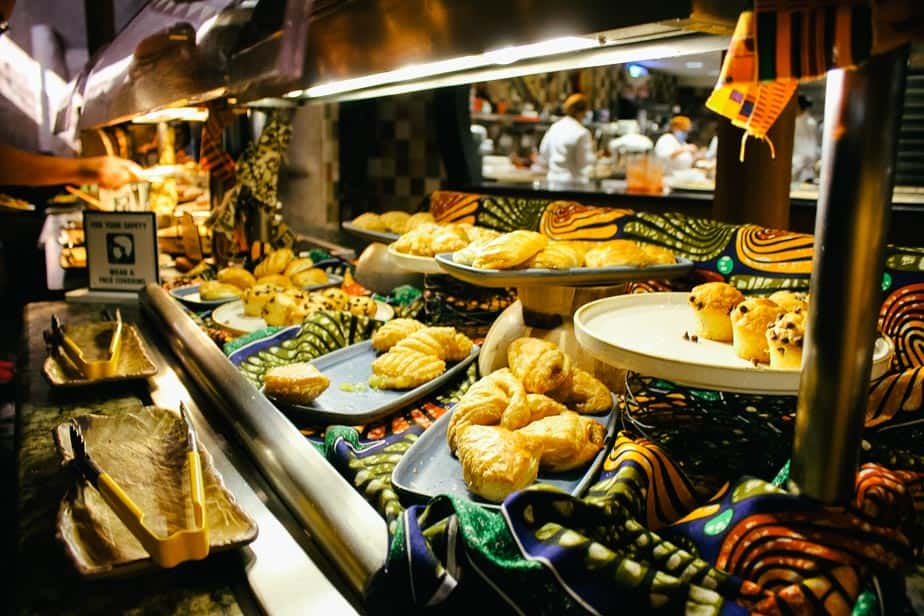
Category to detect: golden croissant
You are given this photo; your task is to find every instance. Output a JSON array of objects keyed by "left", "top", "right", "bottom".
[
  {"left": 525, "top": 393, "right": 569, "bottom": 423},
  {"left": 583, "top": 240, "right": 651, "bottom": 269},
  {"left": 393, "top": 327, "right": 474, "bottom": 361},
  {"left": 517, "top": 411, "right": 606, "bottom": 472},
  {"left": 447, "top": 368, "right": 529, "bottom": 453},
  {"left": 525, "top": 242, "right": 582, "bottom": 270},
  {"left": 455, "top": 425, "right": 539, "bottom": 503},
  {"left": 369, "top": 348, "right": 446, "bottom": 390},
  {"left": 472, "top": 230, "right": 548, "bottom": 270},
  {"left": 507, "top": 337, "right": 571, "bottom": 394},
  {"left": 547, "top": 368, "right": 612, "bottom": 414}
]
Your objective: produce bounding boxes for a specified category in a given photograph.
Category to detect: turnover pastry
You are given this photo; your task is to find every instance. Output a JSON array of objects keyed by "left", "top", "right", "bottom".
[
  {"left": 447, "top": 368, "right": 529, "bottom": 453},
  {"left": 371, "top": 318, "right": 426, "bottom": 351},
  {"left": 452, "top": 237, "right": 494, "bottom": 266},
  {"left": 430, "top": 224, "right": 471, "bottom": 254},
  {"left": 352, "top": 212, "right": 387, "bottom": 232},
  {"left": 393, "top": 327, "right": 474, "bottom": 361},
  {"left": 263, "top": 362, "right": 330, "bottom": 404},
  {"left": 583, "top": 240, "right": 651, "bottom": 268},
  {"left": 216, "top": 267, "right": 256, "bottom": 290},
  {"left": 730, "top": 298, "right": 785, "bottom": 364},
  {"left": 547, "top": 368, "right": 612, "bottom": 414},
  {"left": 455, "top": 425, "right": 539, "bottom": 503},
  {"left": 380, "top": 211, "right": 411, "bottom": 234},
  {"left": 461, "top": 224, "right": 501, "bottom": 244},
  {"left": 393, "top": 224, "right": 439, "bottom": 256},
  {"left": 518, "top": 411, "right": 605, "bottom": 472},
  {"left": 198, "top": 281, "right": 242, "bottom": 301},
  {"left": 688, "top": 282, "right": 746, "bottom": 342},
  {"left": 507, "top": 337, "right": 571, "bottom": 394},
  {"left": 472, "top": 230, "right": 548, "bottom": 270},
  {"left": 254, "top": 248, "right": 294, "bottom": 278},
  {"left": 525, "top": 242, "right": 583, "bottom": 270},
  {"left": 369, "top": 348, "right": 446, "bottom": 390}
]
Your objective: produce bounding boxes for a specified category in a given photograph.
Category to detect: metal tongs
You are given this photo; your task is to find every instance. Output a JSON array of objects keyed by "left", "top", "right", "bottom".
[
  {"left": 45, "top": 309, "right": 124, "bottom": 380},
  {"left": 67, "top": 402, "right": 209, "bottom": 568}
]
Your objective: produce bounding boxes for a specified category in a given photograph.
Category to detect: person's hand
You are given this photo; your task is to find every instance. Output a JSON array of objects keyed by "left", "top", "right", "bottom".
[{"left": 83, "top": 156, "right": 144, "bottom": 189}]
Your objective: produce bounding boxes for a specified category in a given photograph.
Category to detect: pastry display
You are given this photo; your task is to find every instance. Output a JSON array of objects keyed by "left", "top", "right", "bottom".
[
  {"left": 393, "top": 327, "right": 474, "bottom": 361},
  {"left": 452, "top": 237, "right": 494, "bottom": 266},
  {"left": 263, "top": 362, "right": 331, "bottom": 404},
  {"left": 460, "top": 224, "right": 501, "bottom": 244},
  {"left": 447, "top": 368, "right": 530, "bottom": 452},
  {"left": 768, "top": 290, "right": 808, "bottom": 314},
  {"left": 583, "top": 240, "right": 651, "bottom": 268},
  {"left": 767, "top": 311, "right": 806, "bottom": 370},
  {"left": 380, "top": 211, "right": 412, "bottom": 235},
  {"left": 217, "top": 267, "right": 256, "bottom": 290},
  {"left": 430, "top": 224, "right": 471, "bottom": 254},
  {"left": 507, "top": 337, "right": 571, "bottom": 394},
  {"left": 256, "top": 274, "right": 293, "bottom": 288},
  {"left": 262, "top": 292, "right": 299, "bottom": 326},
  {"left": 371, "top": 318, "right": 427, "bottom": 352},
  {"left": 688, "top": 282, "right": 746, "bottom": 342},
  {"left": 639, "top": 243, "right": 677, "bottom": 265},
  {"left": 455, "top": 425, "right": 539, "bottom": 503},
  {"left": 405, "top": 211, "right": 435, "bottom": 231},
  {"left": 198, "top": 281, "right": 243, "bottom": 301},
  {"left": 351, "top": 212, "right": 387, "bottom": 232},
  {"left": 471, "top": 230, "right": 548, "bottom": 270},
  {"left": 369, "top": 348, "right": 446, "bottom": 390},
  {"left": 392, "top": 224, "right": 439, "bottom": 256},
  {"left": 243, "top": 283, "right": 286, "bottom": 316},
  {"left": 730, "top": 298, "right": 786, "bottom": 364},
  {"left": 318, "top": 288, "right": 350, "bottom": 311},
  {"left": 525, "top": 394, "right": 569, "bottom": 422},
  {"left": 517, "top": 411, "right": 607, "bottom": 472}
]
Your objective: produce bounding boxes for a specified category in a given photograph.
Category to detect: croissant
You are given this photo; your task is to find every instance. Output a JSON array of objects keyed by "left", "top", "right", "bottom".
[
  {"left": 525, "top": 393, "right": 569, "bottom": 422},
  {"left": 371, "top": 318, "right": 427, "bottom": 352},
  {"left": 369, "top": 348, "right": 445, "bottom": 390},
  {"left": 472, "top": 230, "right": 548, "bottom": 270},
  {"left": 547, "top": 368, "right": 612, "bottom": 414},
  {"left": 525, "top": 242, "right": 582, "bottom": 270},
  {"left": 455, "top": 425, "right": 539, "bottom": 503},
  {"left": 254, "top": 248, "right": 294, "bottom": 278},
  {"left": 448, "top": 368, "right": 530, "bottom": 452},
  {"left": 517, "top": 411, "right": 606, "bottom": 472},
  {"left": 393, "top": 327, "right": 474, "bottom": 361},
  {"left": 507, "top": 337, "right": 571, "bottom": 394}
]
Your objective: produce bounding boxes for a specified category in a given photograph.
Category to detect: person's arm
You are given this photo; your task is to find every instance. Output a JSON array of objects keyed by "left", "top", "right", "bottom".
[{"left": 0, "top": 145, "right": 142, "bottom": 188}]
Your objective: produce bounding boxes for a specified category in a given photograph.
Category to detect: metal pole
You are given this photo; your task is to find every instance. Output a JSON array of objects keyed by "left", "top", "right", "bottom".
[{"left": 789, "top": 48, "right": 907, "bottom": 503}]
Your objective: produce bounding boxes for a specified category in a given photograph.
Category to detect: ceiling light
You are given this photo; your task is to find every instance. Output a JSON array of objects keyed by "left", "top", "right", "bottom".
[{"left": 131, "top": 107, "right": 209, "bottom": 123}]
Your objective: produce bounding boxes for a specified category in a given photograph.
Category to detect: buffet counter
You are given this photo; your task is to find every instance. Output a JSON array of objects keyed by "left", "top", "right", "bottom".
[{"left": 14, "top": 301, "right": 362, "bottom": 614}]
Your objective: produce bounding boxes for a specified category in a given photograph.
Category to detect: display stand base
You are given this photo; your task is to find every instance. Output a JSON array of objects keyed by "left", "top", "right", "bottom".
[{"left": 65, "top": 288, "right": 140, "bottom": 304}]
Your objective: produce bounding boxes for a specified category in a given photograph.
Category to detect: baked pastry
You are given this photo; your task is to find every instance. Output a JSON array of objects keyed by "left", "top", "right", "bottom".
[
  {"left": 263, "top": 362, "right": 330, "bottom": 404},
  {"left": 472, "top": 230, "right": 548, "bottom": 270},
  {"left": 290, "top": 268, "right": 328, "bottom": 288},
  {"left": 525, "top": 393, "right": 569, "bottom": 422},
  {"left": 283, "top": 288, "right": 312, "bottom": 302},
  {"left": 243, "top": 283, "right": 285, "bottom": 316},
  {"left": 352, "top": 212, "right": 387, "bottom": 232},
  {"left": 254, "top": 248, "right": 294, "bottom": 278},
  {"left": 507, "top": 337, "right": 571, "bottom": 394},
  {"left": 393, "top": 327, "right": 474, "bottom": 361},
  {"left": 583, "top": 240, "right": 651, "bottom": 268},
  {"left": 405, "top": 211, "right": 435, "bottom": 231},
  {"left": 452, "top": 237, "right": 493, "bottom": 266},
  {"left": 371, "top": 318, "right": 426, "bottom": 351},
  {"left": 392, "top": 224, "right": 439, "bottom": 256},
  {"left": 447, "top": 368, "right": 530, "bottom": 452},
  {"left": 430, "top": 224, "right": 471, "bottom": 254},
  {"left": 767, "top": 311, "right": 806, "bottom": 370},
  {"left": 460, "top": 224, "right": 501, "bottom": 244},
  {"left": 688, "top": 282, "right": 746, "bottom": 342},
  {"left": 318, "top": 288, "right": 350, "bottom": 311},
  {"left": 730, "top": 298, "right": 786, "bottom": 364},
  {"left": 380, "top": 211, "right": 411, "bottom": 234},
  {"left": 256, "top": 274, "right": 293, "bottom": 288},
  {"left": 262, "top": 292, "right": 299, "bottom": 326},
  {"left": 455, "top": 425, "right": 539, "bottom": 503},
  {"left": 348, "top": 296, "right": 378, "bottom": 318},
  {"left": 284, "top": 257, "right": 315, "bottom": 278},
  {"left": 638, "top": 243, "right": 676, "bottom": 265},
  {"left": 525, "top": 242, "right": 583, "bottom": 270},
  {"left": 287, "top": 298, "right": 324, "bottom": 323},
  {"left": 369, "top": 348, "right": 446, "bottom": 390},
  {"left": 547, "top": 368, "right": 612, "bottom": 414},
  {"left": 198, "top": 281, "right": 242, "bottom": 301},
  {"left": 768, "top": 290, "right": 808, "bottom": 315},
  {"left": 518, "top": 411, "right": 606, "bottom": 472},
  {"left": 216, "top": 267, "right": 256, "bottom": 290}
]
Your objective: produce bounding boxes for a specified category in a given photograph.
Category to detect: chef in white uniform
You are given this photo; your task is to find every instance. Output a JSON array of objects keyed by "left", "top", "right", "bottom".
[
  {"left": 654, "top": 115, "right": 696, "bottom": 173},
  {"left": 536, "top": 93, "right": 595, "bottom": 185}
]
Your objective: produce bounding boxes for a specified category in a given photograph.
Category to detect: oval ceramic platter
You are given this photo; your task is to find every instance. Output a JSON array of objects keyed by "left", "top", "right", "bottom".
[
  {"left": 574, "top": 292, "right": 894, "bottom": 395},
  {"left": 434, "top": 253, "right": 694, "bottom": 288},
  {"left": 341, "top": 221, "right": 399, "bottom": 244},
  {"left": 213, "top": 298, "right": 393, "bottom": 336},
  {"left": 391, "top": 394, "right": 618, "bottom": 510},
  {"left": 386, "top": 243, "right": 445, "bottom": 274}
]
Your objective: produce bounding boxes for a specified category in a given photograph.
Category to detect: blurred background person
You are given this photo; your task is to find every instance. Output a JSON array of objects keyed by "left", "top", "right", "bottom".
[
  {"left": 654, "top": 115, "right": 696, "bottom": 173},
  {"left": 535, "top": 93, "right": 595, "bottom": 186},
  {"left": 792, "top": 94, "right": 820, "bottom": 183}
]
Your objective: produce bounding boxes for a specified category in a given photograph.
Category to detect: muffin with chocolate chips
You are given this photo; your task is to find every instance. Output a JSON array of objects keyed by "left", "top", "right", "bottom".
[
  {"left": 766, "top": 311, "right": 806, "bottom": 370},
  {"left": 768, "top": 290, "right": 808, "bottom": 314},
  {"left": 688, "top": 282, "right": 746, "bottom": 342},
  {"left": 730, "top": 298, "right": 785, "bottom": 364}
]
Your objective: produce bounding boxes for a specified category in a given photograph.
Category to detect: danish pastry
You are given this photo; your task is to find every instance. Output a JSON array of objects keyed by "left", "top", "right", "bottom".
[
  {"left": 263, "top": 362, "right": 330, "bottom": 404},
  {"left": 447, "top": 368, "right": 529, "bottom": 452},
  {"left": 583, "top": 240, "right": 651, "bottom": 268},
  {"left": 547, "top": 368, "right": 612, "bottom": 414},
  {"left": 525, "top": 393, "right": 569, "bottom": 422},
  {"left": 730, "top": 298, "right": 785, "bottom": 363},
  {"left": 371, "top": 318, "right": 426, "bottom": 351},
  {"left": 518, "top": 411, "right": 605, "bottom": 472},
  {"left": 507, "top": 337, "right": 571, "bottom": 394},
  {"left": 380, "top": 211, "right": 411, "bottom": 234},
  {"left": 393, "top": 326, "right": 474, "bottom": 361},
  {"left": 525, "top": 242, "right": 582, "bottom": 270},
  {"left": 688, "top": 282, "right": 746, "bottom": 342},
  {"left": 198, "top": 281, "right": 242, "bottom": 301},
  {"left": 216, "top": 267, "right": 256, "bottom": 290},
  {"left": 767, "top": 310, "right": 806, "bottom": 370},
  {"left": 455, "top": 425, "right": 539, "bottom": 503},
  {"left": 348, "top": 296, "right": 378, "bottom": 318},
  {"left": 472, "top": 230, "right": 548, "bottom": 270},
  {"left": 369, "top": 348, "right": 446, "bottom": 390},
  {"left": 352, "top": 212, "right": 387, "bottom": 232}
]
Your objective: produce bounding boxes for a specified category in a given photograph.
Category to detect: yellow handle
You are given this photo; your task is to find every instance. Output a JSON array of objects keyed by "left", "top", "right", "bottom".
[{"left": 187, "top": 451, "right": 207, "bottom": 528}]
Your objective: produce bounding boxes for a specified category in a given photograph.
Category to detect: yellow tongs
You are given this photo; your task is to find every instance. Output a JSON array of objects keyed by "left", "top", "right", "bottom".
[
  {"left": 47, "top": 309, "right": 123, "bottom": 380},
  {"left": 68, "top": 402, "right": 209, "bottom": 568}
]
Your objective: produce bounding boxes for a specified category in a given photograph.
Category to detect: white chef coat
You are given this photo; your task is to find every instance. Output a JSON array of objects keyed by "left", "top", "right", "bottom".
[
  {"left": 537, "top": 116, "right": 594, "bottom": 183},
  {"left": 792, "top": 112, "right": 819, "bottom": 182},
  {"left": 654, "top": 132, "right": 694, "bottom": 173}
]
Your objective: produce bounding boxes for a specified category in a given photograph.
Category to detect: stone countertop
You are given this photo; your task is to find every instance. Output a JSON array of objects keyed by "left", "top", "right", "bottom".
[{"left": 15, "top": 302, "right": 250, "bottom": 615}]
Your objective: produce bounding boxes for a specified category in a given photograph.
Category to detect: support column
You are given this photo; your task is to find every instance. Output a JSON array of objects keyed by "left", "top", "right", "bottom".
[{"left": 789, "top": 48, "right": 908, "bottom": 504}]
